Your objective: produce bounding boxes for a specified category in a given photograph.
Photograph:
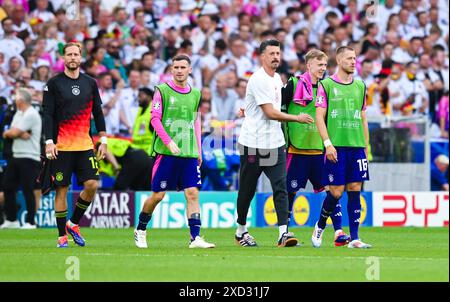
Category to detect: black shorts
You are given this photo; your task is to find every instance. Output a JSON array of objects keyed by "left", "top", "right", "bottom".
[{"left": 52, "top": 150, "right": 100, "bottom": 186}]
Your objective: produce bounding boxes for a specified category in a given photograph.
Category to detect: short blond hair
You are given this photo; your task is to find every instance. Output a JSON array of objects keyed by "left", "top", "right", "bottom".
[
  {"left": 63, "top": 42, "right": 82, "bottom": 55},
  {"left": 305, "top": 49, "right": 328, "bottom": 63}
]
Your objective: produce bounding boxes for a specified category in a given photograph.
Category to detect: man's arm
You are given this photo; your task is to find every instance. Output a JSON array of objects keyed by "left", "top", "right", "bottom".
[
  {"left": 151, "top": 89, "right": 180, "bottom": 155},
  {"left": 92, "top": 80, "right": 108, "bottom": 159},
  {"left": 259, "top": 103, "right": 313, "bottom": 123},
  {"left": 2, "top": 127, "right": 27, "bottom": 139},
  {"left": 42, "top": 80, "right": 56, "bottom": 142}
]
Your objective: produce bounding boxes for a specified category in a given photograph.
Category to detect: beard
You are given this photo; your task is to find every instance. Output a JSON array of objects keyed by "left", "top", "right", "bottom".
[{"left": 65, "top": 62, "right": 80, "bottom": 71}]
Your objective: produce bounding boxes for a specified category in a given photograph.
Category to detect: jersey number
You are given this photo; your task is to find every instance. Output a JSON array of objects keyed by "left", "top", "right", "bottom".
[
  {"left": 357, "top": 159, "right": 368, "bottom": 172},
  {"left": 89, "top": 156, "right": 100, "bottom": 175}
]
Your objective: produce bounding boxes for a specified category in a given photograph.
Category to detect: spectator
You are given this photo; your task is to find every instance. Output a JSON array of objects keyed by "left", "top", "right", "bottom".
[
  {"left": 0, "top": 17, "right": 25, "bottom": 63},
  {"left": 431, "top": 154, "right": 449, "bottom": 191},
  {"left": 211, "top": 73, "right": 238, "bottom": 121},
  {"left": 130, "top": 87, "right": 153, "bottom": 155},
  {"left": 119, "top": 69, "right": 141, "bottom": 136},
  {"left": 398, "top": 61, "right": 429, "bottom": 116},
  {"left": 1, "top": 88, "right": 41, "bottom": 229},
  {"left": 99, "top": 72, "right": 124, "bottom": 136}
]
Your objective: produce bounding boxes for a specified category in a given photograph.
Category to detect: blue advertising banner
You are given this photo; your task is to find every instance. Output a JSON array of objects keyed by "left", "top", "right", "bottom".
[
  {"left": 17, "top": 191, "right": 73, "bottom": 228},
  {"left": 256, "top": 191, "right": 373, "bottom": 227},
  {"left": 134, "top": 191, "right": 256, "bottom": 228}
]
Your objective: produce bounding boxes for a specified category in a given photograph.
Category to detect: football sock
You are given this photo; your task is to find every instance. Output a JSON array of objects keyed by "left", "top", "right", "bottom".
[
  {"left": 236, "top": 224, "right": 248, "bottom": 237},
  {"left": 188, "top": 213, "right": 201, "bottom": 241},
  {"left": 137, "top": 212, "right": 152, "bottom": 231},
  {"left": 55, "top": 210, "right": 68, "bottom": 237},
  {"left": 347, "top": 191, "right": 361, "bottom": 241},
  {"left": 331, "top": 203, "right": 343, "bottom": 231},
  {"left": 287, "top": 192, "right": 296, "bottom": 223},
  {"left": 318, "top": 191, "right": 339, "bottom": 229},
  {"left": 70, "top": 195, "right": 91, "bottom": 225},
  {"left": 278, "top": 225, "right": 288, "bottom": 239}
]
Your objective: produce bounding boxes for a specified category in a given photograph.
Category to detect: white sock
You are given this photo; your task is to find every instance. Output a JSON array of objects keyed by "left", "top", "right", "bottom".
[
  {"left": 278, "top": 225, "right": 288, "bottom": 239},
  {"left": 236, "top": 224, "right": 247, "bottom": 237},
  {"left": 67, "top": 220, "right": 76, "bottom": 227}
]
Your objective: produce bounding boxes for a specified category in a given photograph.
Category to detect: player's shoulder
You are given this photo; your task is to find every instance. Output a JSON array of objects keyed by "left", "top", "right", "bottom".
[
  {"left": 353, "top": 78, "right": 367, "bottom": 89},
  {"left": 80, "top": 72, "right": 97, "bottom": 84}
]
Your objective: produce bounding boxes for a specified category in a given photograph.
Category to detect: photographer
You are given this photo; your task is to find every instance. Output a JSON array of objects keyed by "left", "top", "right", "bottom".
[{"left": 0, "top": 88, "right": 41, "bottom": 229}]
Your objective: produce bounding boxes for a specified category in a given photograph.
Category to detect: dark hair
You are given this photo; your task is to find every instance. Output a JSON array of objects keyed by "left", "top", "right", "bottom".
[
  {"left": 1, "top": 17, "right": 12, "bottom": 27},
  {"left": 362, "top": 59, "right": 373, "bottom": 65},
  {"left": 139, "top": 87, "right": 154, "bottom": 97},
  {"left": 180, "top": 40, "right": 193, "bottom": 49},
  {"left": 259, "top": 39, "right": 281, "bottom": 53},
  {"left": 172, "top": 54, "right": 191, "bottom": 65},
  {"left": 215, "top": 39, "right": 227, "bottom": 50}
]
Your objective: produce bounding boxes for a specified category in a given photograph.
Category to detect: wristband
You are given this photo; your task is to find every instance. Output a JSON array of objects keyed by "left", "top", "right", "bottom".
[
  {"left": 45, "top": 139, "right": 54, "bottom": 145},
  {"left": 323, "top": 139, "right": 332, "bottom": 148},
  {"left": 100, "top": 136, "right": 107, "bottom": 144}
]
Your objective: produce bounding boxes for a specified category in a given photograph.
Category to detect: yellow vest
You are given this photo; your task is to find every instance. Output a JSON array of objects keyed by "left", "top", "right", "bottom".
[{"left": 131, "top": 105, "right": 152, "bottom": 155}]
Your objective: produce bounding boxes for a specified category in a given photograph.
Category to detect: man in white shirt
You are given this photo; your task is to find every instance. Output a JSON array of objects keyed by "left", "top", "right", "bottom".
[
  {"left": 0, "top": 18, "right": 25, "bottom": 64},
  {"left": 235, "top": 39, "right": 313, "bottom": 248},
  {"left": 119, "top": 70, "right": 141, "bottom": 136},
  {"left": 99, "top": 72, "right": 123, "bottom": 136},
  {"left": 1, "top": 88, "right": 42, "bottom": 229}
]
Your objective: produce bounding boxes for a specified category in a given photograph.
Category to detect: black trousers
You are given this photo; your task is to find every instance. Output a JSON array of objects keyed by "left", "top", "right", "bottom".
[
  {"left": 236, "top": 144, "right": 289, "bottom": 226},
  {"left": 3, "top": 157, "right": 40, "bottom": 224},
  {"left": 114, "top": 149, "right": 153, "bottom": 191}
]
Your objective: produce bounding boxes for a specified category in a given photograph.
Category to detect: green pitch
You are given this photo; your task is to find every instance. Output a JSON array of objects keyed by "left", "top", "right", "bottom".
[{"left": 0, "top": 227, "right": 448, "bottom": 282}]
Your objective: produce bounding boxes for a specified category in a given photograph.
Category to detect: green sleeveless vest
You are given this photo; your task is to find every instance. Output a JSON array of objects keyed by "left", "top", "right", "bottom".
[
  {"left": 131, "top": 105, "right": 152, "bottom": 155},
  {"left": 151, "top": 83, "right": 201, "bottom": 158},
  {"left": 287, "top": 76, "right": 323, "bottom": 151},
  {"left": 320, "top": 78, "right": 366, "bottom": 147}
]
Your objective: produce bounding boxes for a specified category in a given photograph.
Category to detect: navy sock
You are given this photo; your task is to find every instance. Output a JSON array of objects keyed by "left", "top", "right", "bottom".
[
  {"left": 137, "top": 212, "right": 151, "bottom": 231},
  {"left": 288, "top": 192, "right": 296, "bottom": 223},
  {"left": 318, "top": 191, "right": 339, "bottom": 229},
  {"left": 331, "top": 203, "right": 343, "bottom": 231},
  {"left": 188, "top": 214, "right": 201, "bottom": 241},
  {"left": 347, "top": 191, "right": 361, "bottom": 241}
]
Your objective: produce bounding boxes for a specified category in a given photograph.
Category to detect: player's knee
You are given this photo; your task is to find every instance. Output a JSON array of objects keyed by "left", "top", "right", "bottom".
[
  {"left": 84, "top": 180, "right": 99, "bottom": 193},
  {"left": 185, "top": 187, "right": 198, "bottom": 201},
  {"left": 152, "top": 192, "right": 166, "bottom": 202}
]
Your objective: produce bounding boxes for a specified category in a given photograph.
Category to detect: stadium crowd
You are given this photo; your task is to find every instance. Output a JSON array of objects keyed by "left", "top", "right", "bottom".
[{"left": 0, "top": 0, "right": 448, "bottom": 195}]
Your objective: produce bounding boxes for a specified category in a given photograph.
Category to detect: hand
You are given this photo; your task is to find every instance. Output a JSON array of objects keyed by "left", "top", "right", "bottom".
[
  {"left": 97, "top": 143, "right": 107, "bottom": 160},
  {"left": 45, "top": 143, "right": 58, "bottom": 160},
  {"left": 20, "top": 132, "right": 31, "bottom": 140},
  {"left": 325, "top": 145, "right": 338, "bottom": 163},
  {"left": 237, "top": 108, "right": 245, "bottom": 118},
  {"left": 168, "top": 140, "right": 181, "bottom": 155},
  {"left": 128, "top": 126, "right": 133, "bottom": 135},
  {"left": 198, "top": 156, "right": 202, "bottom": 167},
  {"left": 297, "top": 113, "right": 314, "bottom": 124}
]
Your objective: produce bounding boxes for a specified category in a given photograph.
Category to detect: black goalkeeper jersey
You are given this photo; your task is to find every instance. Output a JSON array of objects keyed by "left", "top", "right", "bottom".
[{"left": 42, "top": 72, "right": 106, "bottom": 151}]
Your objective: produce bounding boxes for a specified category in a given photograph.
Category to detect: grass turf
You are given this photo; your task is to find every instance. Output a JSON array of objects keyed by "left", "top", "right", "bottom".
[{"left": 0, "top": 227, "right": 448, "bottom": 282}]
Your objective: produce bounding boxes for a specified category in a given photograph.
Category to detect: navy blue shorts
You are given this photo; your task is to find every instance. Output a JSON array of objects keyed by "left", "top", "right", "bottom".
[
  {"left": 286, "top": 153, "right": 325, "bottom": 193},
  {"left": 151, "top": 154, "right": 201, "bottom": 192},
  {"left": 322, "top": 147, "right": 369, "bottom": 186}
]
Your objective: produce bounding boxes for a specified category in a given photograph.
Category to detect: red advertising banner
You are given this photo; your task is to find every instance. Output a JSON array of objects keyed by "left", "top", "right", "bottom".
[{"left": 373, "top": 192, "right": 449, "bottom": 227}]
